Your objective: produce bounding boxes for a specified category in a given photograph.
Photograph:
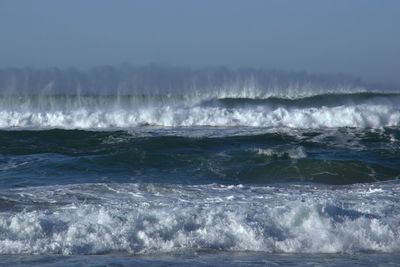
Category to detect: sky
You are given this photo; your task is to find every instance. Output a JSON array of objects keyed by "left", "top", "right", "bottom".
[{"left": 0, "top": 0, "right": 399, "bottom": 85}]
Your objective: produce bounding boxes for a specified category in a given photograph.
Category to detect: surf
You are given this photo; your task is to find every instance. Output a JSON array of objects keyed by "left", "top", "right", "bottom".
[
  {"left": 0, "top": 94, "right": 399, "bottom": 129},
  {"left": 0, "top": 182, "right": 399, "bottom": 255}
]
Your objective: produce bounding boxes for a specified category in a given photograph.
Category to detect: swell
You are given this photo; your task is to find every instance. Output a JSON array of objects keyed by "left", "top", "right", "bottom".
[
  {"left": 1, "top": 128, "right": 399, "bottom": 186},
  {"left": 1, "top": 92, "right": 398, "bottom": 109},
  {"left": 202, "top": 92, "right": 400, "bottom": 108}
]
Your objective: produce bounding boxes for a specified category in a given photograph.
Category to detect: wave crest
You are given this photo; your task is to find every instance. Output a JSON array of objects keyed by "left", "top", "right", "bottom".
[{"left": 1, "top": 103, "right": 399, "bottom": 129}]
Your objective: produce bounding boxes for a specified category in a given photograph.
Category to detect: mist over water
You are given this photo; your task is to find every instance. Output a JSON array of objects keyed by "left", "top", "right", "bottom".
[{"left": 0, "top": 64, "right": 379, "bottom": 96}]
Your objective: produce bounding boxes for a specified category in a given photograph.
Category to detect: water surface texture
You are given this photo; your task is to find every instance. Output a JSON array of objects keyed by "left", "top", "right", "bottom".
[{"left": 0, "top": 68, "right": 399, "bottom": 266}]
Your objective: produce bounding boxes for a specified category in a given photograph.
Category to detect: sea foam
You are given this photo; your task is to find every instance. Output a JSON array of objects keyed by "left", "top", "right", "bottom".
[
  {"left": 0, "top": 183, "right": 398, "bottom": 255},
  {"left": 0, "top": 103, "right": 399, "bottom": 129}
]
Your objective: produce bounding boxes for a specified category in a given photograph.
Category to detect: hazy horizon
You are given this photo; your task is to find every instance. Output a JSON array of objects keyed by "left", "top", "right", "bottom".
[
  {"left": 0, "top": 63, "right": 396, "bottom": 89},
  {"left": 1, "top": 0, "right": 399, "bottom": 86}
]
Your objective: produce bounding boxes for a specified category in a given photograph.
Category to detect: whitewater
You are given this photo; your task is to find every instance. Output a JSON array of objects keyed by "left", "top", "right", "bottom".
[
  {"left": 0, "top": 92, "right": 399, "bottom": 129},
  {"left": 0, "top": 66, "right": 399, "bottom": 266},
  {"left": 1, "top": 182, "right": 399, "bottom": 255}
]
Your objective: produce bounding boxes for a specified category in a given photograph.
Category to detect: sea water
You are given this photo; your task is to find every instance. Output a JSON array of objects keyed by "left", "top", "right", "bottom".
[{"left": 0, "top": 67, "right": 399, "bottom": 266}]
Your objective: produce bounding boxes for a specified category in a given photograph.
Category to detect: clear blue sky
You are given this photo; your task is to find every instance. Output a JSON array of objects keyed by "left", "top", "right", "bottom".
[{"left": 0, "top": 0, "right": 399, "bottom": 84}]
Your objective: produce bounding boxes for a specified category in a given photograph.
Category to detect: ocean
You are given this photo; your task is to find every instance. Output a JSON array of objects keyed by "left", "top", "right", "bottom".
[{"left": 0, "top": 67, "right": 399, "bottom": 266}]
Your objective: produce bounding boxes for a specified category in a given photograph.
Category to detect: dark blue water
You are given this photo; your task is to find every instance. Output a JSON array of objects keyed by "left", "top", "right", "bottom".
[
  {"left": 1, "top": 252, "right": 400, "bottom": 267},
  {"left": 0, "top": 90, "right": 400, "bottom": 266}
]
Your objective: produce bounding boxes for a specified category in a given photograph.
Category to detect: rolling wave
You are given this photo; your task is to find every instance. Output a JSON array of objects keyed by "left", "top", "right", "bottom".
[
  {"left": 1, "top": 66, "right": 399, "bottom": 130},
  {"left": 1, "top": 128, "right": 399, "bottom": 186},
  {"left": 0, "top": 92, "right": 399, "bottom": 129}
]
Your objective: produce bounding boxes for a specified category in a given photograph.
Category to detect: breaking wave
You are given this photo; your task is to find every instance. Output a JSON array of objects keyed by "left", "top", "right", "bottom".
[
  {"left": 0, "top": 93, "right": 399, "bottom": 129},
  {"left": 0, "top": 65, "right": 399, "bottom": 130},
  {"left": 0, "top": 182, "right": 399, "bottom": 255}
]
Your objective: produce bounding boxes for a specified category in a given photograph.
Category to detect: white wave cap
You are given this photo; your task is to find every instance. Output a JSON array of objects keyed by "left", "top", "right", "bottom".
[
  {"left": 253, "top": 146, "right": 307, "bottom": 159},
  {"left": 0, "top": 103, "right": 399, "bottom": 129}
]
